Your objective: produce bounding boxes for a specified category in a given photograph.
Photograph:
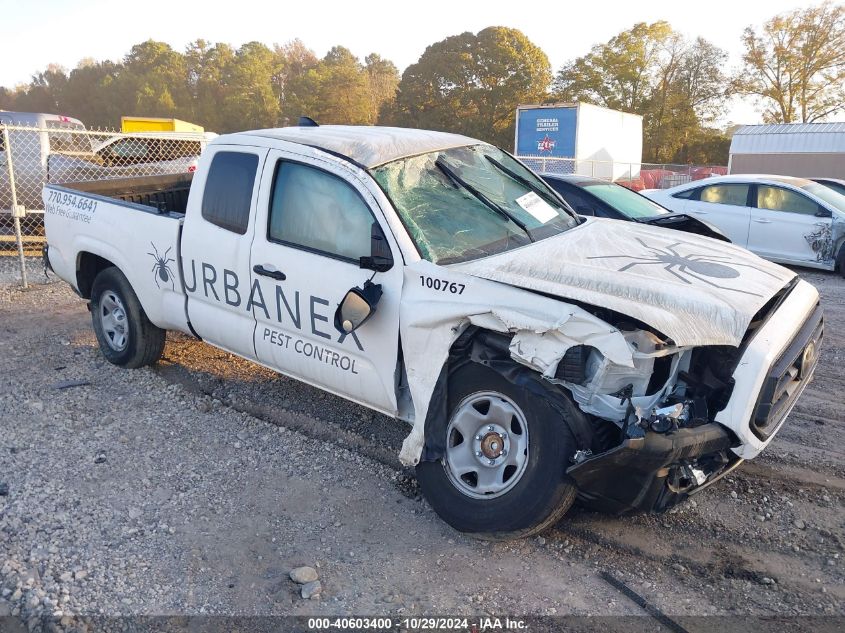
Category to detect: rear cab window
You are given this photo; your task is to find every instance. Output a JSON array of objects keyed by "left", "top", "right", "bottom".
[{"left": 201, "top": 151, "right": 259, "bottom": 234}]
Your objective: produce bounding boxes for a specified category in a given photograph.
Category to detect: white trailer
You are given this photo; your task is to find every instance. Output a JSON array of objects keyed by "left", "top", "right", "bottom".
[{"left": 514, "top": 103, "right": 643, "bottom": 180}]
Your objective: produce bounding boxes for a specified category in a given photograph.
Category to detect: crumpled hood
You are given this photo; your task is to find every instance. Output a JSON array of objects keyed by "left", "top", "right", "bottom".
[{"left": 452, "top": 217, "right": 796, "bottom": 347}]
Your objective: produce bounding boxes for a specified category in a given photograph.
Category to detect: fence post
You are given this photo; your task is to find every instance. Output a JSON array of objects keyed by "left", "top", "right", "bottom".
[{"left": 2, "top": 125, "right": 28, "bottom": 289}]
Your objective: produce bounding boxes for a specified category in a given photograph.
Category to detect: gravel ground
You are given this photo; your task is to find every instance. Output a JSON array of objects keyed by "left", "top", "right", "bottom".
[
  {"left": 0, "top": 255, "right": 46, "bottom": 288},
  {"left": 0, "top": 262, "right": 843, "bottom": 628}
]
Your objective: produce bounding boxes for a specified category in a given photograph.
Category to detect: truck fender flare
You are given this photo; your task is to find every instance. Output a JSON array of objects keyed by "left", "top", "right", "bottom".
[{"left": 418, "top": 326, "right": 593, "bottom": 463}]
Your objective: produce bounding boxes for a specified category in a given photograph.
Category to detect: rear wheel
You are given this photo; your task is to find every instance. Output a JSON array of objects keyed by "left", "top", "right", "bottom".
[
  {"left": 416, "top": 363, "right": 579, "bottom": 539},
  {"left": 90, "top": 267, "right": 165, "bottom": 368}
]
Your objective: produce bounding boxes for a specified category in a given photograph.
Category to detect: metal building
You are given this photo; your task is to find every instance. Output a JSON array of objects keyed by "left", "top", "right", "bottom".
[{"left": 729, "top": 122, "right": 845, "bottom": 178}]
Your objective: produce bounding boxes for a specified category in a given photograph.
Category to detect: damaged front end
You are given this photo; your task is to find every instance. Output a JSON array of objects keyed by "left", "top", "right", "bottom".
[
  {"left": 804, "top": 215, "right": 845, "bottom": 268},
  {"left": 442, "top": 318, "right": 745, "bottom": 514},
  {"left": 551, "top": 328, "right": 744, "bottom": 514},
  {"left": 398, "top": 253, "right": 796, "bottom": 515},
  {"left": 567, "top": 424, "right": 740, "bottom": 514}
]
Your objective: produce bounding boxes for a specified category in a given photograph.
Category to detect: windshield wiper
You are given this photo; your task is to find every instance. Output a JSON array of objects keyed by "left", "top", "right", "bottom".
[
  {"left": 484, "top": 155, "right": 561, "bottom": 207},
  {"left": 435, "top": 158, "right": 534, "bottom": 242}
]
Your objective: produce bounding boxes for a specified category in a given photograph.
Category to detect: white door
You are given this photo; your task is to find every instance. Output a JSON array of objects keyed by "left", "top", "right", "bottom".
[
  {"left": 684, "top": 183, "right": 752, "bottom": 246},
  {"left": 181, "top": 145, "right": 268, "bottom": 357},
  {"left": 748, "top": 184, "right": 832, "bottom": 264},
  {"left": 249, "top": 149, "right": 403, "bottom": 415}
]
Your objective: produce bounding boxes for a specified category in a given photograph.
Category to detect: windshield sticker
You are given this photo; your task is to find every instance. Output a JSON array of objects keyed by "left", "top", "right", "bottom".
[{"left": 515, "top": 191, "right": 557, "bottom": 223}]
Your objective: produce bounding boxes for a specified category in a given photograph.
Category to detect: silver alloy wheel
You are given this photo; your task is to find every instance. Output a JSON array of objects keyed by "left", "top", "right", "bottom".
[
  {"left": 443, "top": 390, "right": 530, "bottom": 499},
  {"left": 99, "top": 291, "right": 129, "bottom": 352}
]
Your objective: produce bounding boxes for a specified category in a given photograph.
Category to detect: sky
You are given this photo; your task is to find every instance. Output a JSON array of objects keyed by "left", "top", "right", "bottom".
[{"left": 0, "top": 0, "right": 813, "bottom": 125}]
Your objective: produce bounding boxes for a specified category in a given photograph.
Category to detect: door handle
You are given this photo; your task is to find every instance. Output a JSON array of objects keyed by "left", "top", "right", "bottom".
[
  {"left": 253, "top": 264, "right": 286, "bottom": 281},
  {"left": 688, "top": 209, "right": 706, "bottom": 214},
  {"left": 753, "top": 218, "right": 772, "bottom": 224}
]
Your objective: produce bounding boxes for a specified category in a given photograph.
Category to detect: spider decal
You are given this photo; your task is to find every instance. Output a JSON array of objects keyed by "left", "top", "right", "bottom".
[
  {"left": 148, "top": 242, "right": 176, "bottom": 290},
  {"left": 587, "top": 238, "right": 780, "bottom": 297}
]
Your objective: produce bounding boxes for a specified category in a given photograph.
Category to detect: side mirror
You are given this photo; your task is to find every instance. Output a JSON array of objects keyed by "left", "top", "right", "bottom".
[
  {"left": 816, "top": 207, "right": 833, "bottom": 218},
  {"left": 334, "top": 280, "right": 383, "bottom": 334},
  {"left": 360, "top": 222, "right": 393, "bottom": 272}
]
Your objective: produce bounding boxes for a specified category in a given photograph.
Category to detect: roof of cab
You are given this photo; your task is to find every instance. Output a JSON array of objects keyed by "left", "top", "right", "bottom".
[{"left": 237, "top": 125, "right": 482, "bottom": 168}]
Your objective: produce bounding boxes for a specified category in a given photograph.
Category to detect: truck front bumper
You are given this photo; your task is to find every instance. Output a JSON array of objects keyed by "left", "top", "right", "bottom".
[
  {"left": 716, "top": 279, "right": 822, "bottom": 459},
  {"left": 566, "top": 277, "right": 823, "bottom": 515},
  {"left": 566, "top": 423, "right": 739, "bottom": 514}
]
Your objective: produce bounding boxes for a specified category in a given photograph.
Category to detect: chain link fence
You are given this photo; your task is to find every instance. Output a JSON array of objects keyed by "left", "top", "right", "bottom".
[
  {"left": 516, "top": 155, "right": 727, "bottom": 190},
  {"left": 1, "top": 122, "right": 213, "bottom": 287},
  {"left": 1, "top": 126, "right": 728, "bottom": 288}
]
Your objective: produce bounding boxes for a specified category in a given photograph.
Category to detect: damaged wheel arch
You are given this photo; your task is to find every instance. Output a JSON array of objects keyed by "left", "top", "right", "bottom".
[{"left": 415, "top": 340, "right": 585, "bottom": 537}]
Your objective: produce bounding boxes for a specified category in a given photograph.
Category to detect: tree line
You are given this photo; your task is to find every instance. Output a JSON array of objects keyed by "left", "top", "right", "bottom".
[{"left": 1, "top": 2, "right": 842, "bottom": 164}]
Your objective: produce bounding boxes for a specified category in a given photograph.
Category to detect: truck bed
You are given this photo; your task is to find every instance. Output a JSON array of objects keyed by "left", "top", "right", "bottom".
[
  {"left": 61, "top": 173, "right": 193, "bottom": 215},
  {"left": 43, "top": 175, "right": 191, "bottom": 334}
]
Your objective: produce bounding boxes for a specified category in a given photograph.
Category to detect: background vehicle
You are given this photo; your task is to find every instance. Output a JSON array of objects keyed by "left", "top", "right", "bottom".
[
  {"left": 0, "top": 111, "right": 91, "bottom": 211},
  {"left": 541, "top": 173, "right": 729, "bottom": 241},
  {"left": 43, "top": 126, "right": 821, "bottom": 538},
  {"left": 812, "top": 177, "right": 845, "bottom": 197},
  {"left": 644, "top": 174, "right": 845, "bottom": 275},
  {"left": 48, "top": 131, "right": 217, "bottom": 183}
]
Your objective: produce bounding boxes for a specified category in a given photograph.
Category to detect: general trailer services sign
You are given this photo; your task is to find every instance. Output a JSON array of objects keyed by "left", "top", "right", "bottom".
[{"left": 515, "top": 106, "right": 577, "bottom": 158}]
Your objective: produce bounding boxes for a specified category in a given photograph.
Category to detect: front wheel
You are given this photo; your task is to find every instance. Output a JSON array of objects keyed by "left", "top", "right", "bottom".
[
  {"left": 90, "top": 267, "right": 165, "bottom": 368},
  {"left": 416, "top": 363, "right": 579, "bottom": 539}
]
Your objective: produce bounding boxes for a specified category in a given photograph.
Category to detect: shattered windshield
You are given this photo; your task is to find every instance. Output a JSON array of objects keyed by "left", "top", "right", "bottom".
[{"left": 371, "top": 144, "right": 579, "bottom": 264}]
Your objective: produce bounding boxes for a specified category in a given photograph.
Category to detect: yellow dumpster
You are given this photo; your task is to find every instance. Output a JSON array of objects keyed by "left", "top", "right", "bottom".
[{"left": 120, "top": 117, "right": 205, "bottom": 134}]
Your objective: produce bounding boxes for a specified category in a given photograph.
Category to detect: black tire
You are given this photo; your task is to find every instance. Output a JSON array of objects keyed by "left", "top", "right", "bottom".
[
  {"left": 416, "top": 362, "right": 578, "bottom": 539},
  {"left": 90, "top": 266, "right": 165, "bottom": 368},
  {"left": 837, "top": 245, "right": 845, "bottom": 279}
]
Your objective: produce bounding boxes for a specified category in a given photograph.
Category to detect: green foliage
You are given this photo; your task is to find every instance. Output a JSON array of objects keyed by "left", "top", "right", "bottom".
[
  {"left": 554, "top": 22, "right": 675, "bottom": 112},
  {"left": 670, "top": 127, "right": 731, "bottom": 164},
  {"left": 0, "top": 39, "right": 395, "bottom": 133},
  {"left": 553, "top": 23, "right": 729, "bottom": 162},
  {"left": 391, "top": 27, "right": 551, "bottom": 147},
  {"left": 2, "top": 7, "right": 837, "bottom": 166},
  {"left": 734, "top": 1, "right": 845, "bottom": 123}
]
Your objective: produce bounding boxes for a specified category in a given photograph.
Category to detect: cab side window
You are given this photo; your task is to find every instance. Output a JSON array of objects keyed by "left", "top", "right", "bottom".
[
  {"left": 201, "top": 151, "right": 258, "bottom": 234},
  {"left": 699, "top": 184, "right": 750, "bottom": 206},
  {"left": 756, "top": 185, "right": 820, "bottom": 215},
  {"left": 268, "top": 161, "right": 374, "bottom": 263}
]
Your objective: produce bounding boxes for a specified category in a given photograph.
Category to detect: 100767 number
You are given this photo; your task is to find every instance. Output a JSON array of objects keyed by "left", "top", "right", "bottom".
[{"left": 419, "top": 275, "right": 465, "bottom": 294}]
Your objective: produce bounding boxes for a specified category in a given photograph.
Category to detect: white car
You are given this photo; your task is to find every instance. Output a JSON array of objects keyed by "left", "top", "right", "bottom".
[
  {"left": 42, "top": 126, "right": 823, "bottom": 538},
  {"left": 49, "top": 131, "right": 217, "bottom": 183},
  {"left": 644, "top": 175, "right": 845, "bottom": 275}
]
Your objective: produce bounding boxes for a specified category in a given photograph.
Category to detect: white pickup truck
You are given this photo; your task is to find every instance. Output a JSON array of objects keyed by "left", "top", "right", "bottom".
[{"left": 43, "top": 124, "right": 824, "bottom": 538}]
